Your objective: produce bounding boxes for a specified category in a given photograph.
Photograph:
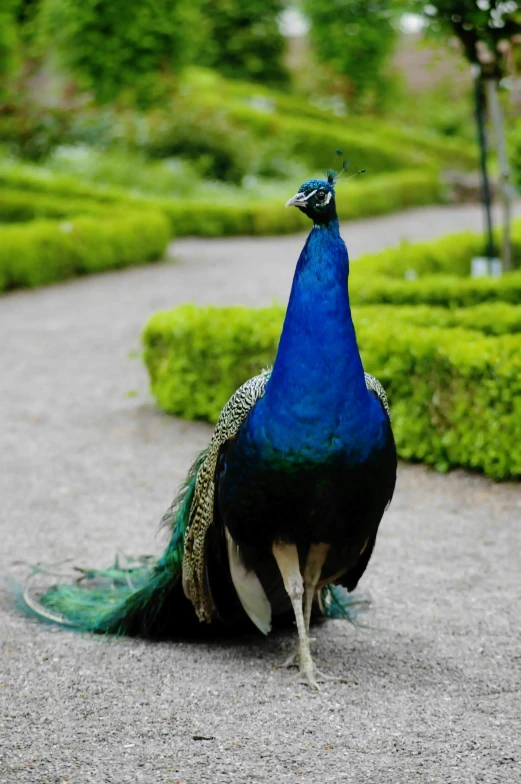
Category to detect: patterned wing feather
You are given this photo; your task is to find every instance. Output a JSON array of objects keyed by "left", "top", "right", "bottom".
[
  {"left": 364, "top": 372, "right": 390, "bottom": 417},
  {"left": 182, "top": 369, "right": 272, "bottom": 621}
]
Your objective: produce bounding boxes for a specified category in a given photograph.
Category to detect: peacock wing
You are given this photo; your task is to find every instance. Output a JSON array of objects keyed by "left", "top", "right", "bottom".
[
  {"left": 182, "top": 368, "right": 272, "bottom": 622},
  {"left": 364, "top": 372, "right": 390, "bottom": 417}
]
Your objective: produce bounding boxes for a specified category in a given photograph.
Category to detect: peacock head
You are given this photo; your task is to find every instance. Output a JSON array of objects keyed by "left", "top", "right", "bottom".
[{"left": 285, "top": 178, "right": 337, "bottom": 226}]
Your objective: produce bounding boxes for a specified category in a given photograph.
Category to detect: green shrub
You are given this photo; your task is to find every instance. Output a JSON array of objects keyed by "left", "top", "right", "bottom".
[
  {"left": 200, "top": 0, "right": 287, "bottom": 87},
  {"left": 182, "top": 71, "right": 477, "bottom": 172},
  {"left": 0, "top": 164, "right": 126, "bottom": 203},
  {"left": 38, "top": 0, "right": 206, "bottom": 106},
  {"left": 0, "top": 211, "right": 169, "bottom": 291},
  {"left": 0, "top": 188, "right": 110, "bottom": 222},
  {"left": 142, "top": 304, "right": 521, "bottom": 479},
  {"left": 0, "top": 167, "right": 444, "bottom": 237},
  {"left": 198, "top": 99, "right": 433, "bottom": 174},
  {"left": 152, "top": 170, "right": 443, "bottom": 237},
  {"left": 186, "top": 69, "right": 477, "bottom": 168},
  {"left": 350, "top": 271, "right": 521, "bottom": 307},
  {"left": 357, "top": 224, "right": 521, "bottom": 279},
  {"left": 358, "top": 303, "right": 521, "bottom": 337}
]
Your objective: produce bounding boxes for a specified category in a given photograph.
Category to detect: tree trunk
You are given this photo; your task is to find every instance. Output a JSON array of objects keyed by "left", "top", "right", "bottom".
[
  {"left": 485, "top": 78, "right": 513, "bottom": 272},
  {"left": 473, "top": 72, "right": 496, "bottom": 261}
]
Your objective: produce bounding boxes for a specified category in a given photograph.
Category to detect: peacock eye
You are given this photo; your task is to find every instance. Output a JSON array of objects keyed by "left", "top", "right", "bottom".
[{"left": 315, "top": 191, "right": 326, "bottom": 202}]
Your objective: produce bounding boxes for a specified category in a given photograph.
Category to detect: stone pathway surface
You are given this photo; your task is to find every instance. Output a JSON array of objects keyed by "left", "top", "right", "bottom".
[{"left": 1, "top": 203, "right": 520, "bottom": 784}]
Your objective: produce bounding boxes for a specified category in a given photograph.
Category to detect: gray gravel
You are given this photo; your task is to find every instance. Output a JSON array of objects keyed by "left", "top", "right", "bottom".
[{"left": 1, "top": 203, "right": 521, "bottom": 784}]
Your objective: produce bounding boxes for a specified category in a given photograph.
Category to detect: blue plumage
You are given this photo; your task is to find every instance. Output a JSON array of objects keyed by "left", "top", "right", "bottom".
[
  {"left": 250, "top": 213, "right": 386, "bottom": 461},
  {"left": 20, "top": 175, "right": 396, "bottom": 689}
]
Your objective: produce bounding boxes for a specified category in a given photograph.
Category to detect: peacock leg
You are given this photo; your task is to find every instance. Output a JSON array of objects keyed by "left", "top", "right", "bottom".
[
  {"left": 303, "top": 543, "right": 330, "bottom": 634},
  {"left": 272, "top": 542, "right": 319, "bottom": 689},
  {"left": 283, "top": 543, "right": 330, "bottom": 668}
]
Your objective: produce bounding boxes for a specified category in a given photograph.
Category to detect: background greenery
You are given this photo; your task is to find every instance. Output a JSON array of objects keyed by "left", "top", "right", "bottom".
[{"left": 2, "top": 1, "right": 520, "bottom": 480}]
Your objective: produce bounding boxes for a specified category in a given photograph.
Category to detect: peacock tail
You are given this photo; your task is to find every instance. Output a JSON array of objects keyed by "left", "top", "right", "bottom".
[{"left": 22, "top": 449, "right": 207, "bottom": 637}]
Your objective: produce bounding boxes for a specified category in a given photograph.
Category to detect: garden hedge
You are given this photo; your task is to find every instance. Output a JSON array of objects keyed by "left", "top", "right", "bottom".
[
  {"left": 0, "top": 167, "right": 125, "bottom": 203},
  {"left": 355, "top": 303, "right": 521, "bottom": 337},
  {"left": 0, "top": 212, "right": 170, "bottom": 291},
  {"left": 187, "top": 68, "right": 478, "bottom": 170},
  {"left": 0, "top": 188, "right": 112, "bottom": 222},
  {"left": 350, "top": 271, "right": 521, "bottom": 307},
  {"left": 190, "top": 91, "right": 477, "bottom": 173},
  {"left": 0, "top": 168, "right": 444, "bottom": 237},
  {"left": 357, "top": 224, "right": 521, "bottom": 278},
  {"left": 158, "top": 170, "right": 444, "bottom": 237},
  {"left": 142, "top": 304, "right": 521, "bottom": 479}
]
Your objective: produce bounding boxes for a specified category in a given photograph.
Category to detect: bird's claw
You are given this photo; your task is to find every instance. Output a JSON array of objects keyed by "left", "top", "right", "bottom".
[{"left": 286, "top": 664, "right": 342, "bottom": 689}]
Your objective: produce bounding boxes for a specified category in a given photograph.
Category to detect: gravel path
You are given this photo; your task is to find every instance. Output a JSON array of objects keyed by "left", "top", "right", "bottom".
[{"left": 1, "top": 203, "right": 520, "bottom": 784}]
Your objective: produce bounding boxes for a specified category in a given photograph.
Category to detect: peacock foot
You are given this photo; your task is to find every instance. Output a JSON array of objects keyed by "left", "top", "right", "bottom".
[
  {"left": 288, "top": 665, "right": 343, "bottom": 690},
  {"left": 283, "top": 648, "right": 341, "bottom": 689}
]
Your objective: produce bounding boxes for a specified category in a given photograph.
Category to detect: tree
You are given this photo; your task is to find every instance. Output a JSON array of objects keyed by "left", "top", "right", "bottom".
[
  {"left": 201, "top": 0, "right": 288, "bottom": 87},
  {"left": 410, "top": 1, "right": 521, "bottom": 270},
  {"left": 38, "top": 0, "right": 208, "bottom": 105},
  {"left": 302, "top": 0, "right": 399, "bottom": 109},
  {"left": 413, "top": 1, "right": 521, "bottom": 77}
]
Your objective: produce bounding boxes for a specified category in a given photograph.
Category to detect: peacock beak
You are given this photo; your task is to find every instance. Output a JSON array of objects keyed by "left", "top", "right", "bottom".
[{"left": 285, "top": 191, "right": 314, "bottom": 208}]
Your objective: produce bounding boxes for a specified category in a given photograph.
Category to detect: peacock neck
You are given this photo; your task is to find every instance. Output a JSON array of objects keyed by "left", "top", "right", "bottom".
[{"left": 255, "top": 218, "right": 378, "bottom": 458}]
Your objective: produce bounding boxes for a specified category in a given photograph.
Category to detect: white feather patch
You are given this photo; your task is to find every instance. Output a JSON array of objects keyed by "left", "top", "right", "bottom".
[{"left": 225, "top": 528, "right": 272, "bottom": 635}]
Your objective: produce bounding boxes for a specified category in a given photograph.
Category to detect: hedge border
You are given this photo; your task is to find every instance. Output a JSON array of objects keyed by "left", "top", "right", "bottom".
[
  {"left": 142, "top": 303, "right": 521, "bottom": 480},
  {"left": 0, "top": 168, "right": 444, "bottom": 237},
  {"left": 0, "top": 212, "right": 170, "bottom": 291}
]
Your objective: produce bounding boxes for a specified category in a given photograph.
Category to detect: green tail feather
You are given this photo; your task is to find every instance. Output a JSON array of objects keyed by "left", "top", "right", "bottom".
[
  {"left": 22, "top": 449, "right": 207, "bottom": 636},
  {"left": 319, "top": 584, "right": 371, "bottom": 625}
]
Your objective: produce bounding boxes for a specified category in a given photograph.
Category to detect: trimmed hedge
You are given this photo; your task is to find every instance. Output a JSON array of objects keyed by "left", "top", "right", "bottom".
[
  {"left": 186, "top": 70, "right": 478, "bottom": 169},
  {"left": 178, "top": 100, "right": 432, "bottom": 174},
  {"left": 190, "top": 91, "right": 477, "bottom": 173},
  {"left": 155, "top": 170, "right": 444, "bottom": 238},
  {"left": 0, "top": 169, "right": 444, "bottom": 237},
  {"left": 350, "top": 271, "right": 521, "bottom": 307},
  {"left": 142, "top": 304, "right": 521, "bottom": 479},
  {"left": 356, "top": 303, "right": 521, "bottom": 337},
  {"left": 0, "top": 167, "right": 126, "bottom": 203},
  {"left": 0, "top": 212, "right": 170, "bottom": 291},
  {"left": 0, "top": 188, "right": 112, "bottom": 222},
  {"left": 357, "top": 225, "right": 521, "bottom": 278}
]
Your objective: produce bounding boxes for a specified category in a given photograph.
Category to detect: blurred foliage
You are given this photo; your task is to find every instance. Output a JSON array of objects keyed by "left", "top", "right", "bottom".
[
  {"left": 129, "top": 100, "right": 255, "bottom": 182},
  {"left": 37, "top": 0, "right": 207, "bottom": 105},
  {"left": 201, "top": 0, "right": 288, "bottom": 87},
  {"left": 0, "top": 158, "right": 444, "bottom": 237},
  {"left": 0, "top": 97, "right": 75, "bottom": 160},
  {"left": 0, "top": 1, "right": 21, "bottom": 91},
  {"left": 1, "top": 65, "right": 477, "bottom": 181},
  {"left": 404, "top": 1, "right": 521, "bottom": 77},
  {"left": 302, "top": 0, "right": 399, "bottom": 110},
  {"left": 6, "top": 0, "right": 288, "bottom": 105}
]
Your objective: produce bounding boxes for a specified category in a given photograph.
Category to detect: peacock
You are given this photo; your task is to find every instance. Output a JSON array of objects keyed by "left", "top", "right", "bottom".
[{"left": 22, "top": 169, "right": 397, "bottom": 689}]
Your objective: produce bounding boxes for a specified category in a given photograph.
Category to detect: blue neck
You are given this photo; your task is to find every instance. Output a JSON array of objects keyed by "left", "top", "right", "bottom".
[{"left": 251, "top": 219, "right": 381, "bottom": 459}]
